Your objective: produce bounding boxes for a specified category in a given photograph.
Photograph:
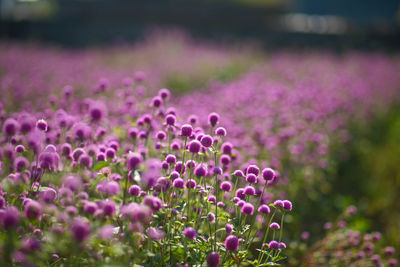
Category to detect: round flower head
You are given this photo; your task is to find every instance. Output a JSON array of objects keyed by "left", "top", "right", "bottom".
[
  {"left": 36, "top": 119, "right": 48, "bottom": 132},
  {"left": 208, "top": 212, "right": 215, "bottom": 222},
  {"left": 89, "top": 102, "right": 106, "bottom": 122},
  {"left": 172, "top": 178, "right": 185, "bottom": 189},
  {"left": 158, "top": 88, "right": 170, "bottom": 99},
  {"left": 215, "top": 127, "right": 227, "bottom": 136},
  {"left": 279, "top": 242, "right": 287, "bottom": 249},
  {"left": 262, "top": 168, "right": 275, "bottom": 181},
  {"left": 188, "top": 140, "right": 201, "bottom": 153},
  {"left": 225, "top": 223, "right": 233, "bottom": 234},
  {"left": 220, "top": 181, "right": 233, "bottom": 192},
  {"left": 151, "top": 96, "right": 163, "bottom": 108},
  {"left": 244, "top": 185, "right": 256, "bottom": 196},
  {"left": 208, "top": 195, "right": 216, "bottom": 204},
  {"left": 84, "top": 202, "right": 97, "bottom": 214},
  {"left": 194, "top": 164, "right": 207, "bottom": 177},
  {"left": 225, "top": 235, "right": 239, "bottom": 251},
  {"left": 258, "top": 204, "right": 271, "bottom": 214},
  {"left": 126, "top": 152, "right": 141, "bottom": 170},
  {"left": 188, "top": 115, "right": 198, "bottom": 124},
  {"left": 273, "top": 200, "right": 284, "bottom": 208},
  {"left": 102, "top": 200, "right": 116, "bottom": 216},
  {"left": 233, "top": 170, "right": 244, "bottom": 177},
  {"left": 213, "top": 167, "right": 223, "bottom": 175},
  {"left": 241, "top": 202, "right": 254, "bottom": 215},
  {"left": 180, "top": 124, "right": 193, "bottom": 137},
  {"left": 165, "top": 114, "right": 176, "bottom": 125},
  {"left": 24, "top": 200, "right": 42, "bottom": 220},
  {"left": 105, "top": 181, "right": 120, "bottom": 196},
  {"left": 246, "top": 174, "right": 257, "bottom": 183},
  {"left": 282, "top": 200, "right": 293, "bottom": 211},
  {"left": 183, "top": 227, "right": 197, "bottom": 240},
  {"left": 128, "top": 185, "right": 141, "bottom": 196},
  {"left": 3, "top": 118, "right": 19, "bottom": 136},
  {"left": 389, "top": 259, "right": 398, "bottom": 267},
  {"left": 268, "top": 240, "right": 279, "bottom": 250},
  {"left": 79, "top": 154, "right": 93, "bottom": 168},
  {"left": 246, "top": 165, "right": 260, "bottom": 176},
  {"left": 128, "top": 127, "right": 139, "bottom": 139},
  {"left": 174, "top": 161, "right": 186, "bottom": 174},
  {"left": 220, "top": 155, "right": 231, "bottom": 166},
  {"left": 208, "top": 112, "right": 220, "bottom": 127},
  {"left": 186, "top": 179, "right": 197, "bottom": 189},
  {"left": 270, "top": 222, "right": 280, "bottom": 229},
  {"left": 142, "top": 196, "right": 162, "bottom": 211},
  {"left": 14, "top": 156, "right": 29, "bottom": 172},
  {"left": 221, "top": 142, "right": 233, "bottom": 154},
  {"left": 200, "top": 135, "right": 213, "bottom": 148},
  {"left": 207, "top": 252, "right": 220, "bottom": 267},
  {"left": 235, "top": 188, "right": 246, "bottom": 199},
  {"left": 384, "top": 246, "right": 395, "bottom": 257},
  {"left": 156, "top": 131, "right": 166, "bottom": 140},
  {"left": 1, "top": 206, "right": 20, "bottom": 229},
  {"left": 71, "top": 218, "right": 91, "bottom": 242},
  {"left": 15, "top": 145, "right": 26, "bottom": 153}
]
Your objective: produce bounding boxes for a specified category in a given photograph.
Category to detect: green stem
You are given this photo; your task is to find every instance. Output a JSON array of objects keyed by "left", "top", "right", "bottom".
[{"left": 258, "top": 209, "right": 276, "bottom": 263}]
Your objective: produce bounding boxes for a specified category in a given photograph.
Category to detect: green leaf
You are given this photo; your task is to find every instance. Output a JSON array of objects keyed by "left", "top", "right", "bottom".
[{"left": 93, "top": 161, "right": 110, "bottom": 171}]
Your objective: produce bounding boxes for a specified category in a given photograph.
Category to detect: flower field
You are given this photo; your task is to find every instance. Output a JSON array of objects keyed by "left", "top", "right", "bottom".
[{"left": 0, "top": 34, "right": 399, "bottom": 266}]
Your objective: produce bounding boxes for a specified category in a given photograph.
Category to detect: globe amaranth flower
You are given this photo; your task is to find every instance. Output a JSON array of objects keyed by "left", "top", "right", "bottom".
[
  {"left": 3, "top": 118, "right": 19, "bottom": 136},
  {"left": 282, "top": 200, "right": 293, "bottom": 211},
  {"left": 165, "top": 114, "right": 176, "bottom": 125},
  {"left": 246, "top": 165, "right": 260, "bottom": 176},
  {"left": 221, "top": 142, "right": 233, "bottom": 155},
  {"left": 207, "top": 252, "right": 220, "bottom": 267},
  {"left": 39, "top": 146, "right": 60, "bottom": 170},
  {"left": 147, "top": 227, "right": 165, "bottom": 240},
  {"left": 174, "top": 161, "right": 186, "bottom": 174},
  {"left": 183, "top": 227, "right": 197, "bottom": 240},
  {"left": 128, "top": 185, "right": 141, "bottom": 196},
  {"left": 188, "top": 114, "right": 198, "bottom": 124},
  {"left": 1, "top": 206, "right": 20, "bottom": 229},
  {"left": 208, "top": 112, "right": 220, "bottom": 127},
  {"left": 186, "top": 179, "right": 197, "bottom": 189},
  {"left": 270, "top": 222, "right": 280, "bottom": 229},
  {"left": 241, "top": 202, "right": 254, "bottom": 215},
  {"left": 200, "top": 135, "right": 213, "bottom": 148},
  {"left": 151, "top": 96, "right": 163, "bottom": 108},
  {"left": 215, "top": 127, "right": 227, "bottom": 136},
  {"left": 244, "top": 185, "right": 256, "bottom": 196},
  {"left": 172, "top": 178, "right": 185, "bottom": 190},
  {"left": 235, "top": 188, "right": 246, "bottom": 199},
  {"left": 36, "top": 119, "right": 48, "bottom": 132},
  {"left": 14, "top": 156, "right": 29, "bottom": 172},
  {"left": 246, "top": 173, "right": 257, "bottom": 183},
  {"left": 220, "top": 155, "right": 231, "bottom": 166},
  {"left": 71, "top": 218, "right": 91, "bottom": 242},
  {"left": 258, "top": 204, "right": 271, "bottom": 214},
  {"left": 24, "top": 200, "right": 42, "bottom": 220},
  {"left": 180, "top": 124, "right": 193, "bottom": 137},
  {"left": 225, "top": 223, "right": 233, "bottom": 234},
  {"left": 142, "top": 196, "right": 162, "bottom": 211},
  {"left": 225, "top": 235, "right": 239, "bottom": 251},
  {"left": 188, "top": 140, "right": 202, "bottom": 153},
  {"left": 126, "top": 152, "right": 141, "bottom": 170},
  {"left": 233, "top": 169, "right": 244, "bottom": 177},
  {"left": 194, "top": 164, "right": 207, "bottom": 177},
  {"left": 220, "top": 181, "right": 233, "bottom": 192},
  {"left": 268, "top": 240, "right": 280, "bottom": 249},
  {"left": 262, "top": 168, "right": 275, "bottom": 181}
]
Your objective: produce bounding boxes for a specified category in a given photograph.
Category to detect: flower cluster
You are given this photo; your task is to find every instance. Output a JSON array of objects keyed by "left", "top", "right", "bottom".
[{"left": 0, "top": 83, "right": 292, "bottom": 266}]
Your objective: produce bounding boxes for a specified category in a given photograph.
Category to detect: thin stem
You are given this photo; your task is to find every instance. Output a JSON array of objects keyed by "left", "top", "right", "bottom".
[{"left": 258, "top": 209, "right": 276, "bottom": 263}]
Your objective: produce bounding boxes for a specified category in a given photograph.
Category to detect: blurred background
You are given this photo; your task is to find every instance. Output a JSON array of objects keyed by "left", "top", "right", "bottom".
[{"left": 1, "top": 0, "right": 400, "bottom": 50}]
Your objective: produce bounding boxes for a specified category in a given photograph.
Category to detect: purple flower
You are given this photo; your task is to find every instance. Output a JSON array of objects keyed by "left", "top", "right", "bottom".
[
  {"left": 225, "top": 235, "right": 239, "bottom": 251},
  {"left": 215, "top": 127, "right": 227, "bottom": 136},
  {"left": 183, "top": 227, "right": 197, "bottom": 240},
  {"left": 128, "top": 185, "right": 141, "bottom": 196},
  {"left": 282, "top": 200, "right": 293, "bottom": 211},
  {"left": 151, "top": 96, "right": 163, "bottom": 108},
  {"left": 126, "top": 152, "right": 141, "bottom": 170},
  {"left": 71, "top": 218, "right": 91, "bottom": 242},
  {"left": 270, "top": 222, "right": 280, "bottom": 229},
  {"left": 200, "top": 135, "right": 213, "bottom": 148},
  {"left": 159, "top": 88, "right": 170, "bottom": 100},
  {"left": 180, "top": 124, "right": 193, "bottom": 137},
  {"left": 244, "top": 185, "right": 256, "bottom": 196},
  {"left": 194, "top": 164, "right": 207, "bottom": 177},
  {"left": 268, "top": 240, "right": 279, "bottom": 249},
  {"left": 186, "top": 179, "right": 197, "bottom": 189},
  {"left": 173, "top": 178, "right": 185, "bottom": 189},
  {"left": 262, "top": 168, "right": 275, "bottom": 181},
  {"left": 258, "top": 204, "right": 271, "bottom": 214},
  {"left": 142, "top": 196, "right": 162, "bottom": 211},
  {"left": 188, "top": 140, "right": 201, "bottom": 153},
  {"left": 36, "top": 119, "right": 48, "bottom": 132},
  {"left": 220, "top": 181, "right": 233, "bottom": 192},
  {"left": 147, "top": 227, "right": 165, "bottom": 240},
  {"left": 207, "top": 252, "right": 220, "bottom": 267},
  {"left": 246, "top": 165, "right": 260, "bottom": 176},
  {"left": 246, "top": 174, "right": 257, "bottom": 183},
  {"left": 165, "top": 114, "right": 176, "bottom": 125},
  {"left": 226, "top": 223, "right": 233, "bottom": 234},
  {"left": 3, "top": 118, "right": 19, "bottom": 136},
  {"left": 24, "top": 200, "right": 42, "bottom": 220},
  {"left": 1, "top": 206, "right": 20, "bottom": 229},
  {"left": 208, "top": 112, "right": 220, "bottom": 127},
  {"left": 241, "top": 202, "right": 254, "bottom": 215}
]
